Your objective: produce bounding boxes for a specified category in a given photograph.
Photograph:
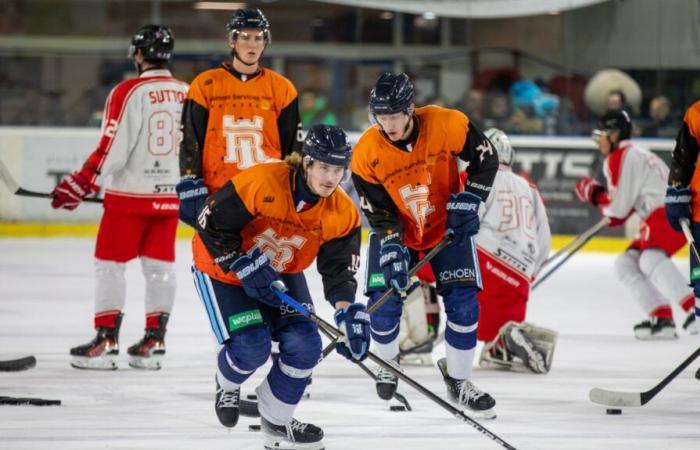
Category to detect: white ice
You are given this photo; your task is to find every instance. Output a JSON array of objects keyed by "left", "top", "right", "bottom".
[{"left": 1, "top": 238, "right": 699, "bottom": 450}]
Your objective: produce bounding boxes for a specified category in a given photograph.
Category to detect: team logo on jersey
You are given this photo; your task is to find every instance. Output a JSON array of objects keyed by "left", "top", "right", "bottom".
[
  {"left": 399, "top": 183, "right": 434, "bottom": 236},
  {"left": 222, "top": 115, "right": 268, "bottom": 169},
  {"left": 253, "top": 228, "right": 307, "bottom": 272},
  {"left": 476, "top": 139, "right": 494, "bottom": 163}
]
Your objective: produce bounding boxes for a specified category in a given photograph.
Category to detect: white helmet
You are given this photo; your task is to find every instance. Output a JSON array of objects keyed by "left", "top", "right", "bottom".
[{"left": 484, "top": 128, "right": 514, "bottom": 166}]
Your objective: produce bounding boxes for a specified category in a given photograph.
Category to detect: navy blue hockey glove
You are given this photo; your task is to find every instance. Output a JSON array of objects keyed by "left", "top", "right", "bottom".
[
  {"left": 230, "top": 247, "right": 284, "bottom": 307},
  {"left": 665, "top": 186, "right": 692, "bottom": 232},
  {"left": 446, "top": 191, "right": 481, "bottom": 241},
  {"left": 379, "top": 243, "right": 410, "bottom": 292},
  {"left": 334, "top": 303, "right": 371, "bottom": 362},
  {"left": 176, "top": 176, "right": 209, "bottom": 228}
]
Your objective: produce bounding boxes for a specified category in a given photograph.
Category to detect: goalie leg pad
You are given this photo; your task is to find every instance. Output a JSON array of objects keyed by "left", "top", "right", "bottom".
[{"left": 480, "top": 322, "right": 557, "bottom": 374}]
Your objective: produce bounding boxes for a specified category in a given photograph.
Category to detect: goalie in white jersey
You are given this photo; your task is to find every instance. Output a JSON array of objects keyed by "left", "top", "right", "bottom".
[
  {"left": 402, "top": 128, "right": 556, "bottom": 374},
  {"left": 575, "top": 110, "right": 695, "bottom": 340},
  {"left": 51, "top": 25, "right": 189, "bottom": 370}
]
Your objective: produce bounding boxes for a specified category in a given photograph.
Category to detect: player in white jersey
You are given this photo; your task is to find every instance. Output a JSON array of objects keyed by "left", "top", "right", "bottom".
[
  {"left": 401, "top": 129, "right": 556, "bottom": 373},
  {"left": 575, "top": 110, "right": 695, "bottom": 339},
  {"left": 51, "top": 25, "right": 189, "bottom": 370}
]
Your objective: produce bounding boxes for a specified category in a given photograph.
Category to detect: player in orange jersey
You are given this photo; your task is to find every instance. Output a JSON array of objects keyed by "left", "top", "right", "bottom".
[
  {"left": 352, "top": 72, "right": 499, "bottom": 419},
  {"left": 191, "top": 125, "right": 368, "bottom": 450},
  {"left": 177, "top": 8, "right": 303, "bottom": 227}
]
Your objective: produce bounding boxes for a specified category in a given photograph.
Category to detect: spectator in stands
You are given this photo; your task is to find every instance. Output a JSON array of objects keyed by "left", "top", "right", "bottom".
[
  {"left": 482, "top": 92, "right": 513, "bottom": 132},
  {"left": 642, "top": 95, "right": 676, "bottom": 138},
  {"left": 606, "top": 89, "right": 627, "bottom": 112},
  {"left": 457, "top": 89, "right": 485, "bottom": 123},
  {"left": 300, "top": 89, "right": 337, "bottom": 128}
]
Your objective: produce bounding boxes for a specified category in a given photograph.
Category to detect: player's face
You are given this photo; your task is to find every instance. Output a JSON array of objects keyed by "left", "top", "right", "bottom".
[
  {"left": 375, "top": 111, "right": 411, "bottom": 141},
  {"left": 306, "top": 160, "right": 345, "bottom": 197},
  {"left": 592, "top": 129, "right": 614, "bottom": 156},
  {"left": 230, "top": 29, "right": 266, "bottom": 65}
]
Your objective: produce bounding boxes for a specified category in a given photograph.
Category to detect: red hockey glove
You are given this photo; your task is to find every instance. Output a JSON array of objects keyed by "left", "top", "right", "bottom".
[
  {"left": 575, "top": 177, "right": 608, "bottom": 206},
  {"left": 51, "top": 171, "right": 98, "bottom": 210}
]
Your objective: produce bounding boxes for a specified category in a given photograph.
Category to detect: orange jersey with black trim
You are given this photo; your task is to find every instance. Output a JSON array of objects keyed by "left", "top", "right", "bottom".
[
  {"left": 352, "top": 106, "right": 468, "bottom": 250},
  {"left": 192, "top": 161, "right": 361, "bottom": 287},
  {"left": 180, "top": 65, "right": 301, "bottom": 193},
  {"left": 671, "top": 100, "right": 700, "bottom": 220}
]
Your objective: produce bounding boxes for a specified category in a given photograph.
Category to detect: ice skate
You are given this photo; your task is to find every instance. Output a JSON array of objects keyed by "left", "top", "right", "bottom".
[
  {"left": 376, "top": 356, "right": 401, "bottom": 400},
  {"left": 437, "top": 358, "right": 496, "bottom": 419},
  {"left": 215, "top": 379, "right": 240, "bottom": 428},
  {"left": 127, "top": 313, "right": 168, "bottom": 370},
  {"left": 261, "top": 416, "right": 324, "bottom": 450},
  {"left": 70, "top": 313, "right": 122, "bottom": 370},
  {"left": 633, "top": 317, "right": 677, "bottom": 340},
  {"left": 682, "top": 311, "right": 698, "bottom": 335}
]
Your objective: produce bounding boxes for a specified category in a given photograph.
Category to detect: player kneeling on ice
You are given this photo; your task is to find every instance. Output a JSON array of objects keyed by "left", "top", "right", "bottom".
[
  {"left": 575, "top": 110, "right": 695, "bottom": 340},
  {"left": 352, "top": 72, "right": 499, "bottom": 419},
  {"left": 53, "top": 25, "right": 187, "bottom": 371},
  {"left": 191, "top": 124, "right": 369, "bottom": 450},
  {"left": 400, "top": 129, "right": 556, "bottom": 374}
]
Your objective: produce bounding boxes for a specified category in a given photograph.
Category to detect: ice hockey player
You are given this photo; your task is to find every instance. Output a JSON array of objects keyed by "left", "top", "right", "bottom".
[
  {"left": 665, "top": 99, "right": 700, "bottom": 378},
  {"left": 352, "top": 72, "right": 499, "bottom": 418},
  {"left": 51, "top": 25, "right": 187, "bottom": 370},
  {"left": 191, "top": 124, "right": 369, "bottom": 449},
  {"left": 575, "top": 110, "right": 695, "bottom": 339},
  {"left": 473, "top": 129, "right": 556, "bottom": 374},
  {"left": 177, "top": 7, "right": 302, "bottom": 227}
]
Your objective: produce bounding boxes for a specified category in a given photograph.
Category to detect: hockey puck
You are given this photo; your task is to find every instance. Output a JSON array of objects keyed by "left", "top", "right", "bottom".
[
  {"left": 390, "top": 405, "right": 407, "bottom": 411},
  {"left": 606, "top": 408, "right": 622, "bottom": 415},
  {"left": 246, "top": 394, "right": 258, "bottom": 401},
  {"left": 248, "top": 424, "right": 261, "bottom": 432}
]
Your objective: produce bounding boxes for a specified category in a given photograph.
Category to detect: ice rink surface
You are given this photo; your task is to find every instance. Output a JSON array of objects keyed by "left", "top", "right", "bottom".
[{"left": 1, "top": 238, "right": 699, "bottom": 450}]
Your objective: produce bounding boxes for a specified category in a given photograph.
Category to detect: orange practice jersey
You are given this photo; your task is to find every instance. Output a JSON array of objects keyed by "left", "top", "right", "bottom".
[
  {"left": 352, "top": 106, "right": 473, "bottom": 250},
  {"left": 193, "top": 161, "right": 361, "bottom": 286},
  {"left": 671, "top": 100, "right": 700, "bottom": 221},
  {"left": 180, "top": 65, "right": 301, "bottom": 193}
]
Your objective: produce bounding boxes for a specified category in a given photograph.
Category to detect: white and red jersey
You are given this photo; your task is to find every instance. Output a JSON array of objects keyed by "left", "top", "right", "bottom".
[
  {"left": 82, "top": 69, "right": 188, "bottom": 214},
  {"left": 476, "top": 165, "right": 551, "bottom": 280},
  {"left": 601, "top": 140, "right": 669, "bottom": 221}
]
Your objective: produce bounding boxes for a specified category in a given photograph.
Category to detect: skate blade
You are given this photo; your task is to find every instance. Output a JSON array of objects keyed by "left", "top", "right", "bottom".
[
  {"left": 70, "top": 356, "right": 118, "bottom": 370},
  {"left": 463, "top": 406, "right": 497, "bottom": 420},
  {"left": 263, "top": 435, "right": 325, "bottom": 450},
  {"left": 634, "top": 329, "right": 678, "bottom": 340},
  {"left": 128, "top": 354, "right": 163, "bottom": 370}
]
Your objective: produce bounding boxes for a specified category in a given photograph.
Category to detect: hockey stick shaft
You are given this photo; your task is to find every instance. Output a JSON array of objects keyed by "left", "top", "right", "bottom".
[
  {"left": 0, "top": 159, "right": 102, "bottom": 203},
  {"left": 541, "top": 217, "right": 609, "bottom": 268},
  {"left": 679, "top": 219, "right": 700, "bottom": 263},
  {"left": 532, "top": 217, "right": 610, "bottom": 290},
  {"left": 321, "top": 232, "right": 453, "bottom": 359},
  {"left": 272, "top": 285, "right": 517, "bottom": 450}
]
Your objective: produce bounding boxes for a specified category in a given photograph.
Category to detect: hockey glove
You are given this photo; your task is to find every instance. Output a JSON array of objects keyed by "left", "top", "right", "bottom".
[
  {"left": 446, "top": 191, "right": 481, "bottom": 241},
  {"left": 176, "top": 176, "right": 209, "bottom": 228},
  {"left": 333, "top": 303, "right": 371, "bottom": 362},
  {"left": 230, "top": 247, "right": 284, "bottom": 307},
  {"left": 379, "top": 243, "right": 411, "bottom": 292},
  {"left": 51, "top": 170, "right": 98, "bottom": 210},
  {"left": 665, "top": 186, "right": 692, "bottom": 232},
  {"left": 575, "top": 177, "right": 608, "bottom": 206}
]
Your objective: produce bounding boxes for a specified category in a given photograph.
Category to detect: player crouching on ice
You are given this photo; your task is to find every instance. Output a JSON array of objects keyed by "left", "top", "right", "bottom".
[
  {"left": 352, "top": 72, "right": 499, "bottom": 419},
  {"left": 575, "top": 110, "right": 696, "bottom": 339},
  {"left": 400, "top": 129, "right": 557, "bottom": 374},
  {"left": 191, "top": 124, "right": 369, "bottom": 450}
]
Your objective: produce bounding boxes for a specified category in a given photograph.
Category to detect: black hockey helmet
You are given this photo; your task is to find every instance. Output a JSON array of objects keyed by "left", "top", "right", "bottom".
[
  {"left": 369, "top": 72, "right": 415, "bottom": 116},
  {"left": 594, "top": 109, "right": 632, "bottom": 141},
  {"left": 128, "top": 25, "right": 174, "bottom": 61},
  {"left": 226, "top": 8, "right": 271, "bottom": 44},
  {"left": 302, "top": 124, "right": 352, "bottom": 168}
]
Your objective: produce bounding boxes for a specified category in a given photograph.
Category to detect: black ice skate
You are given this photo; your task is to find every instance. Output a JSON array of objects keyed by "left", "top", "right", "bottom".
[
  {"left": 375, "top": 356, "right": 401, "bottom": 400},
  {"left": 437, "top": 357, "right": 496, "bottom": 419},
  {"left": 261, "top": 416, "right": 324, "bottom": 450},
  {"left": 633, "top": 317, "right": 677, "bottom": 340},
  {"left": 215, "top": 379, "right": 240, "bottom": 428},
  {"left": 503, "top": 325, "right": 549, "bottom": 374},
  {"left": 683, "top": 311, "right": 698, "bottom": 335},
  {"left": 70, "top": 313, "right": 123, "bottom": 370},
  {"left": 127, "top": 313, "right": 168, "bottom": 370}
]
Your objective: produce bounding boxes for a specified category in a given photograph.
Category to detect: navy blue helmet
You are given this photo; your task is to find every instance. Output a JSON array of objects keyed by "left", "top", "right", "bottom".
[
  {"left": 303, "top": 124, "right": 352, "bottom": 168},
  {"left": 369, "top": 72, "right": 415, "bottom": 116},
  {"left": 226, "top": 8, "right": 271, "bottom": 43},
  {"left": 128, "top": 25, "right": 174, "bottom": 61}
]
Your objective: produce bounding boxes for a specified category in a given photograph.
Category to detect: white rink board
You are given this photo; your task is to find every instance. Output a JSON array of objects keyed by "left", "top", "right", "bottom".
[{"left": 1, "top": 238, "right": 699, "bottom": 450}]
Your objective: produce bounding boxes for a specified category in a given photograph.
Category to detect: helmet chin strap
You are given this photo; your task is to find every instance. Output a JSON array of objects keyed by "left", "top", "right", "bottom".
[{"left": 233, "top": 49, "right": 259, "bottom": 67}]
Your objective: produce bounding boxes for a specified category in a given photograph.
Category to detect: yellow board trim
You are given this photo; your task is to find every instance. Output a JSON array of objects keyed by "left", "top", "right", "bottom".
[{"left": 0, "top": 222, "right": 691, "bottom": 258}]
